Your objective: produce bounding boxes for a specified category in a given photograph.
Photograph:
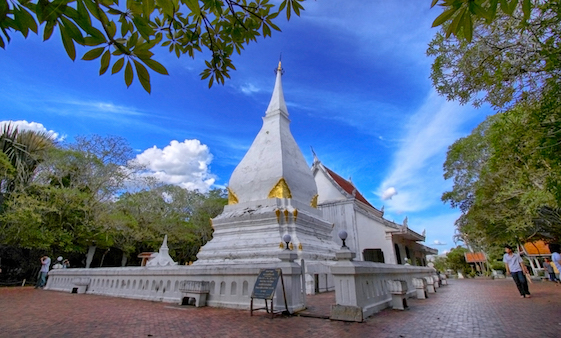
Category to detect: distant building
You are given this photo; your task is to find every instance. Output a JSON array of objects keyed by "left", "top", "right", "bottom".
[{"left": 312, "top": 157, "right": 437, "bottom": 266}]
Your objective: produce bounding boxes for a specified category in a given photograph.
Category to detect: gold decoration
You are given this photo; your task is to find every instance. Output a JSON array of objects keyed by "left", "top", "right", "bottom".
[
  {"left": 284, "top": 209, "right": 289, "bottom": 223},
  {"left": 289, "top": 243, "right": 294, "bottom": 250},
  {"left": 279, "top": 242, "right": 284, "bottom": 249},
  {"left": 310, "top": 194, "right": 318, "bottom": 208},
  {"left": 298, "top": 243, "right": 303, "bottom": 251},
  {"left": 293, "top": 209, "right": 298, "bottom": 222},
  {"left": 268, "top": 178, "right": 292, "bottom": 199},
  {"left": 275, "top": 209, "right": 281, "bottom": 223},
  {"left": 227, "top": 187, "right": 239, "bottom": 205}
]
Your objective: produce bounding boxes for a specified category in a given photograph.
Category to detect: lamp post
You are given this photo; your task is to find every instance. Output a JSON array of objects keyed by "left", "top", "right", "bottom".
[
  {"left": 282, "top": 234, "right": 292, "bottom": 251},
  {"left": 338, "top": 230, "right": 348, "bottom": 249}
]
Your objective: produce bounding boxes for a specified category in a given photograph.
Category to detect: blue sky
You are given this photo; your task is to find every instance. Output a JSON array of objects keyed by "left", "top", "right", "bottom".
[{"left": 0, "top": 2, "right": 492, "bottom": 253}]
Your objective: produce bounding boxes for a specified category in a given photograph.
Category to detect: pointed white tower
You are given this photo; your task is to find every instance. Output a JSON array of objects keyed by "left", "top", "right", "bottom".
[
  {"left": 226, "top": 61, "right": 318, "bottom": 206},
  {"left": 195, "top": 62, "right": 338, "bottom": 266}
]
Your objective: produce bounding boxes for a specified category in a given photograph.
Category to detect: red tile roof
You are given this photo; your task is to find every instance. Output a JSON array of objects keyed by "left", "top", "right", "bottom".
[
  {"left": 523, "top": 240, "right": 551, "bottom": 255},
  {"left": 324, "top": 167, "right": 374, "bottom": 208},
  {"left": 464, "top": 252, "right": 486, "bottom": 263}
]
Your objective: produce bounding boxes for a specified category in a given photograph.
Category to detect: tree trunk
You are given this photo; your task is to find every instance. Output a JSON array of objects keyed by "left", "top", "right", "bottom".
[{"left": 86, "top": 246, "right": 96, "bottom": 268}]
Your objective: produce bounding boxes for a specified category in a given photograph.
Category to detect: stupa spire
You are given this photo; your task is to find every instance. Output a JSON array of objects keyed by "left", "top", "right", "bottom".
[{"left": 265, "top": 60, "right": 288, "bottom": 117}]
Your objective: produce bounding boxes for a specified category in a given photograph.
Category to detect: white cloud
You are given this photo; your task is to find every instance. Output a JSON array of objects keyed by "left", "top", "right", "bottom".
[
  {"left": 377, "top": 90, "right": 482, "bottom": 213},
  {"left": 433, "top": 240, "right": 447, "bottom": 246},
  {"left": 240, "top": 83, "right": 261, "bottom": 95},
  {"left": 382, "top": 187, "right": 397, "bottom": 200},
  {"left": 134, "top": 139, "right": 216, "bottom": 192},
  {"left": 0, "top": 120, "right": 62, "bottom": 140}
]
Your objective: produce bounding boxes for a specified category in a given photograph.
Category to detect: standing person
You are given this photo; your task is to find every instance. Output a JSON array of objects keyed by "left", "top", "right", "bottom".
[
  {"left": 543, "top": 258, "right": 558, "bottom": 282},
  {"left": 548, "top": 243, "right": 561, "bottom": 281},
  {"left": 35, "top": 255, "right": 51, "bottom": 289},
  {"left": 62, "top": 259, "right": 70, "bottom": 269},
  {"left": 503, "top": 245, "right": 531, "bottom": 298}
]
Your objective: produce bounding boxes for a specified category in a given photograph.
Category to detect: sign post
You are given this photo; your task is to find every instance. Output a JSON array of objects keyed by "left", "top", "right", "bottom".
[{"left": 250, "top": 268, "right": 289, "bottom": 318}]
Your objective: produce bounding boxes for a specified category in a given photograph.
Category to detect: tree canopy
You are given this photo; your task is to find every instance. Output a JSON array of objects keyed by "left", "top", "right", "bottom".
[
  {"left": 0, "top": 0, "right": 305, "bottom": 92},
  {"left": 432, "top": 1, "right": 561, "bottom": 247},
  {"left": 429, "top": 0, "right": 560, "bottom": 110},
  {"left": 0, "top": 130, "right": 226, "bottom": 271}
]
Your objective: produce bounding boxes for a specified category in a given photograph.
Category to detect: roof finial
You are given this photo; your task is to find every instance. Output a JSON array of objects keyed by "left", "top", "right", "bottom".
[
  {"left": 311, "top": 146, "right": 319, "bottom": 163},
  {"left": 275, "top": 53, "right": 284, "bottom": 75}
]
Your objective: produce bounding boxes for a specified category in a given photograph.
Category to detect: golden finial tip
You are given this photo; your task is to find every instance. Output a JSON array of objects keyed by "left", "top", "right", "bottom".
[{"left": 277, "top": 61, "right": 282, "bottom": 71}]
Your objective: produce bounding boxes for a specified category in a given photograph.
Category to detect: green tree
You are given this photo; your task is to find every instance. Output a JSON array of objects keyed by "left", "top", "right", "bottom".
[
  {"left": 0, "top": 0, "right": 305, "bottom": 92},
  {"left": 443, "top": 92, "right": 561, "bottom": 245},
  {"left": 431, "top": 0, "right": 539, "bottom": 42},
  {"left": 108, "top": 185, "right": 226, "bottom": 264},
  {"left": 428, "top": 1, "right": 561, "bottom": 110},
  {"left": 446, "top": 246, "right": 471, "bottom": 276},
  {"left": 0, "top": 135, "right": 138, "bottom": 254}
]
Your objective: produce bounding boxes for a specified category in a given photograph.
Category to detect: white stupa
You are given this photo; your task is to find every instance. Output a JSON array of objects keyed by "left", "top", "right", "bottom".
[
  {"left": 195, "top": 62, "right": 339, "bottom": 265},
  {"left": 146, "top": 235, "right": 177, "bottom": 267}
]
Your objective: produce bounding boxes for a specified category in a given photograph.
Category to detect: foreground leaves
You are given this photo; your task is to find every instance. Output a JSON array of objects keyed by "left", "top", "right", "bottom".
[{"left": 1, "top": 0, "right": 305, "bottom": 92}]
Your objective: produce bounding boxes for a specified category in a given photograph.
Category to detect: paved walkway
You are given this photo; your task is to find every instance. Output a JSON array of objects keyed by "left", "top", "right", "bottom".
[{"left": 1, "top": 278, "right": 560, "bottom": 337}]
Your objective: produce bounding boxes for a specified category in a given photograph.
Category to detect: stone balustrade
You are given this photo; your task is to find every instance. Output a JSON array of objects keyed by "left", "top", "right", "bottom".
[
  {"left": 330, "top": 250, "right": 436, "bottom": 322},
  {"left": 424, "top": 276, "right": 436, "bottom": 293},
  {"left": 45, "top": 257, "right": 306, "bottom": 313},
  {"left": 412, "top": 277, "right": 428, "bottom": 299}
]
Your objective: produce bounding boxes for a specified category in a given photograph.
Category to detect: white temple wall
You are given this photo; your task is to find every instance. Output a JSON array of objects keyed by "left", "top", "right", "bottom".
[
  {"left": 315, "top": 169, "right": 348, "bottom": 203},
  {"left": 318, "top": 201, "right": 398, "bottom": 265},
  {"left": 354, "top": 210, "right": 397, "bottom": 264}
]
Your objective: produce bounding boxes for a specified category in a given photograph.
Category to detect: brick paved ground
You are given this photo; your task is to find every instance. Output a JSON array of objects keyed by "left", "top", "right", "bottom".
[{"left": 1, "top": 278, "right": 560, "bottom": 337}]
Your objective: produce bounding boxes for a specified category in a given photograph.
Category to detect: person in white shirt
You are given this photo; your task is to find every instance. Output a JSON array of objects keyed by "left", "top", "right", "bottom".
[
  {"left": 35, "top": 255, "right": 51, "bottom": 289},
  {"left": 503, "top": 245, "right": 531, "bottom": 298}
]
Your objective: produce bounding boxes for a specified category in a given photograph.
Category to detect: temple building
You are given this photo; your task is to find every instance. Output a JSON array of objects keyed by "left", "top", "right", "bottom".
[
  {"left": 312, "top": 158, "right": 437, "bottom": 266},
  {"left": 195, "top": 61, "right": 436, "bottom": 293}
]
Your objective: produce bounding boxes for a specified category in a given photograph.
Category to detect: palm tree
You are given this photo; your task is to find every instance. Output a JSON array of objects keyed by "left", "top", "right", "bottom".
[{"left": 0, "top": 123, "right": 55, "bottom": 195}]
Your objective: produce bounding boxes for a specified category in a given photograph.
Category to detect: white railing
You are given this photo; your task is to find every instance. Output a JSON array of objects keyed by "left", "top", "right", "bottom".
[
  {"left": 330, "top": 250, "right": 436, "bottom": 321},
  {"left": 46, "top": 256, "right": 306, "bottom": 313}
]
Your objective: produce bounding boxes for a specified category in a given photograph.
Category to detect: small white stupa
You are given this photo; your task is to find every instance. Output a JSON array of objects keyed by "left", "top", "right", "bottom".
[
  {"left": 195, "top": 62, "right": 339, "bottom": 266},
  {"left": 146, "top": 235, "right": 177, "bottom": 267}
]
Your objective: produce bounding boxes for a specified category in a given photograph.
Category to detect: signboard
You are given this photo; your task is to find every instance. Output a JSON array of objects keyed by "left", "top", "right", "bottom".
[{"left": 251, "top": 268, "right": 281, "bottom": 300}]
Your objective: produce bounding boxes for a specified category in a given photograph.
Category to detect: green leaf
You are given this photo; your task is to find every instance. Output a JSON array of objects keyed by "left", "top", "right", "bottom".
[
  {"left": 83, "top": 0, "right": 100, "bottom": 21},
  {"left": 463, "top": 11, "right": 473, "bottom": 42},
  {"left": 111, "top": 57, "right": 125, "bottom": 74},
  {"left": 107, "top": 20, "right": 117, "bottom": 39},
  {"left": 99, "top": 50, "right": 111, "bottom": 75},
  {"left": 156, "top": 0, "right": 174, "bottom": 16},
  {"left": 522, "top": 0, "right": 531, "bottom": 20},
  {"left": 124, "top": 60, "right": 133, "bottom": 87},
  {"left": 142, "top": 59, "right": 168, "bottom": 75},
  {"left": 60, "top": 24, "right": 76, "bottom": 61},
  {"left": 60, "top": 17, "right": 85, "bottom": 44},
  {"left": 133, "top": 60, "right": 151, "bottom": 93},
  {"left": 431, "top": 0, "right": 439, "bottom": 7},
  {"left": 127, "top": 32, "right": 139, "bottom": 49},
  {"left": 15, "top": 6, "right": 38, "bottom": 36},
  {"left": 432, "top": 7, "right": 457, "bottom": 28},
  {"left": 0, "top": 35, "right": 4, "bottom": 49},
  {"left": 82, "top": 47, "right": 105, "bottom": 60},
  {"left": 43, "top": 21, "right": 56, "bottom": 41},
  {"left": 76, "top": 0, "right": 92, "bottom": 27},
  {"left": 262, "top": 23, "right": 271, "bottom": 37},
  {"left": 121, "top": 20, "right": 129, "bottom": 37},
  {"left": 184, "top": 0, "right": 200, "bottom": 14},
  {"left": 445, "top": 7, "right": 465, "bottom": 39},
  {"left": 132, "top": 16, "right": 153, "bottom": 40}
]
